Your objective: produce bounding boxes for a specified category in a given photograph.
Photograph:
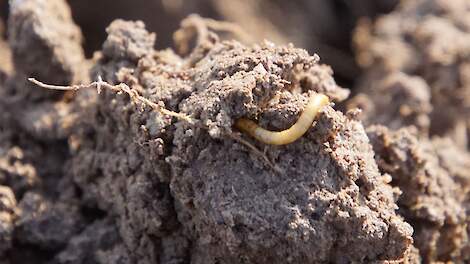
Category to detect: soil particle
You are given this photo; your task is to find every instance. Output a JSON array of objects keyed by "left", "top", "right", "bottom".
[
  {"left": 367, "top": 125, "right": 470, "bottom": 263},
  {"left": 14, "top": 192, "right": 84, "bottom": 251},
  {"left": 354, "top": 0, "right": 470, "bottom": 148},
  {"left": 69, "top": 19, "right": 413, "bottom": 263},
  {"left": 0, "top": 19, "right": 12, "bottom": 75},
  {"left": 8, "top": 0, "right": 86, "bottom": 86},
  {"left": 0, "top": 143, "right": 39, "bottom": 198},
  {"left": 53, "top": 218, "right": 123, "bottom": 264},
  {"left": 348, "top": 72, "right": 432, "bottom": 135},
  {"left": 0, "top": 107, "right": 71, "bottom": 200},
  {"left": 102, "top": 20, "right": 156, "bottom": 63},
  {"left": 0, "top": 185, "right": 18, "bottom": 256}
]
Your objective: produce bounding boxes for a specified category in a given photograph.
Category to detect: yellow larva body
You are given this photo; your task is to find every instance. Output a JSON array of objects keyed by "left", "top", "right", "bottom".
[{"left": 235, "top": 93, "right": 330, "bottom": 145}]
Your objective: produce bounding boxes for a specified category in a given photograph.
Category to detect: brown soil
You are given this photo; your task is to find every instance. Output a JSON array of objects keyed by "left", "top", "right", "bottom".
[{"left": 0, "top": 0, "right": 469, "bottom": 263}]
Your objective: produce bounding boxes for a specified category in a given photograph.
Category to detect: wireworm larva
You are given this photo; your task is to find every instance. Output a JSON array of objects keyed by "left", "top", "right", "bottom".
[{"left": 235, "top": 93, "right": 329, "bottom": 145}]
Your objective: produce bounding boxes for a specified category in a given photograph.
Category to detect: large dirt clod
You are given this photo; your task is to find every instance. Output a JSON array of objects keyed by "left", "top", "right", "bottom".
[{"left": 67, "top": 20, "right": 415, "bottom": 263}]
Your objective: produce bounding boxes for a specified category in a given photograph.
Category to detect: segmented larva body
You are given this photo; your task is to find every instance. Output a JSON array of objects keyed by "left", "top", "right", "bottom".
[{"left": 235, "top": 93, "right": 330, "bottom": 145}]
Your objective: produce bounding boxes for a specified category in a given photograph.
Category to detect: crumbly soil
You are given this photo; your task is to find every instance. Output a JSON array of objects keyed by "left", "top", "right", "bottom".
[
  {"left": 0, "top": 0, "right": 469, "bottom": 263},
  {"left": 350, "top": 0, "right": 470, "bottom": 262},
  {"left": 351, "top": 0, "right": 470, "bottom": 146}
]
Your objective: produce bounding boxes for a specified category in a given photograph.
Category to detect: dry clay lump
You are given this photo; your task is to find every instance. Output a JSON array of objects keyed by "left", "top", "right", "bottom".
[{"left": 69, "top": 20, "right": 414, "bottom": 263}]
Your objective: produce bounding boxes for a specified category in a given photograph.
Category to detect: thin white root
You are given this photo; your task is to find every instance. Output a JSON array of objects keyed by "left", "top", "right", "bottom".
[
  {"left": 28, "top": 78, "right": 85, "bottom": 91},
  {"left": 28, "top": 77, "right": 194, "bottom": 124},
  {"left": 235, "top": 93, "right": 330, "bottom": 145}
]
